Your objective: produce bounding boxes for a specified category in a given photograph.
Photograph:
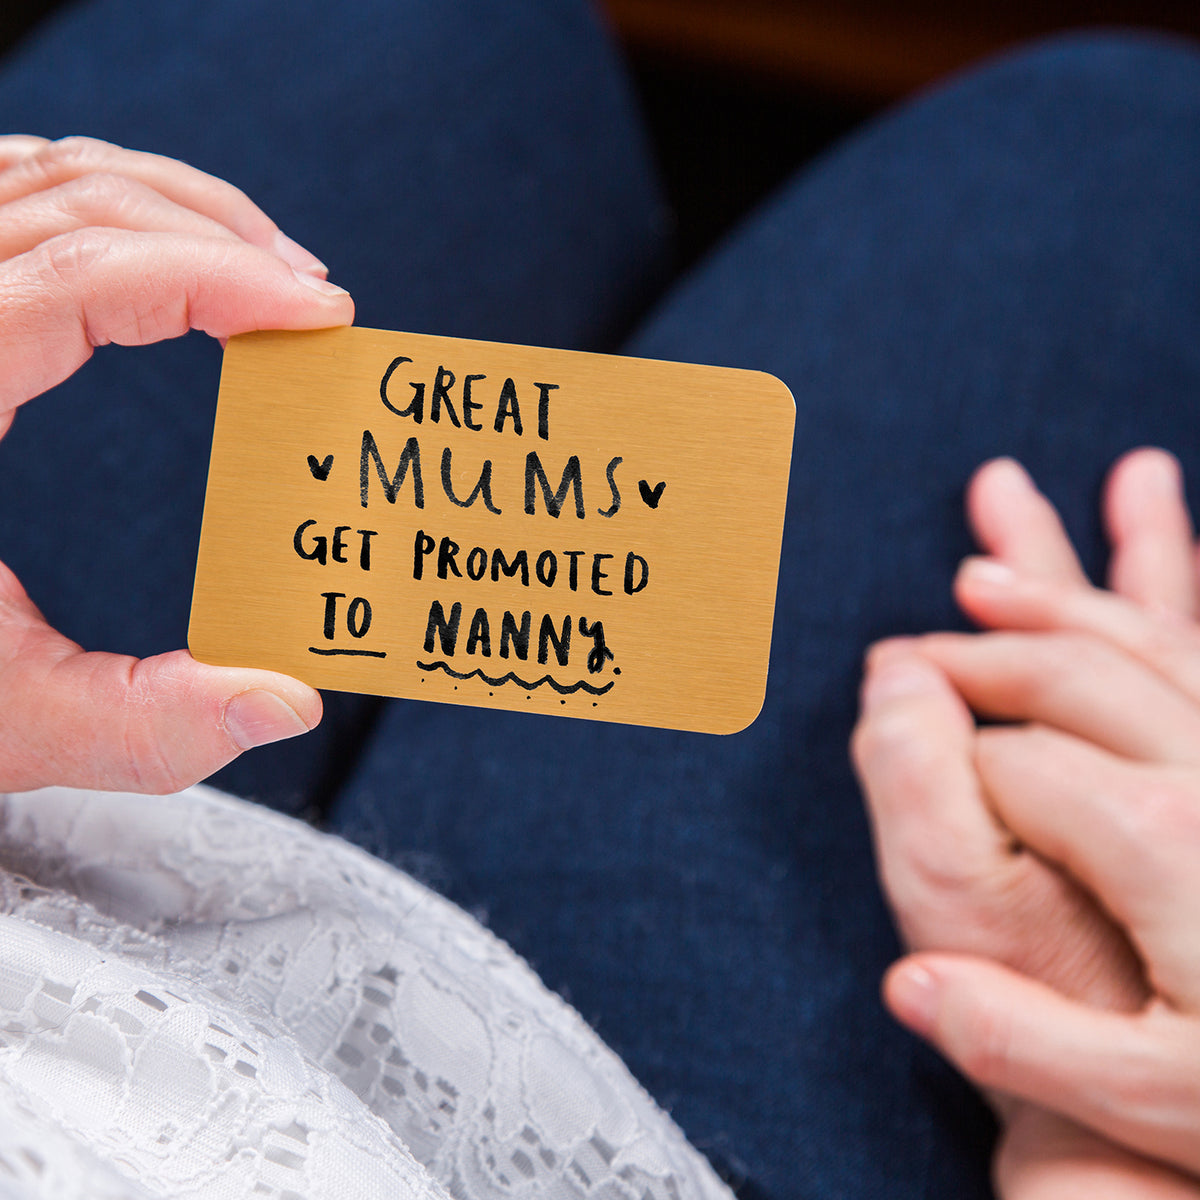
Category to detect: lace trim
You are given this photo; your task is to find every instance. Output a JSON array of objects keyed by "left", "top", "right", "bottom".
[{"left": 0, "top": 787, "right": 732, "bottom": 1200}]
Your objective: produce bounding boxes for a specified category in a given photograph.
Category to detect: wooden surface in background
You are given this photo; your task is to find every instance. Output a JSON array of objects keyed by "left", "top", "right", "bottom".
[{"left": 602, "top": 0, "right": 1200, "bottom": 99}]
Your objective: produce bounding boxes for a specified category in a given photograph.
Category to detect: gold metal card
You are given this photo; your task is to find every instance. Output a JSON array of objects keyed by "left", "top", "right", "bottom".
[{"left": 189, "top": 327, "right": 794, "bottom": 734}]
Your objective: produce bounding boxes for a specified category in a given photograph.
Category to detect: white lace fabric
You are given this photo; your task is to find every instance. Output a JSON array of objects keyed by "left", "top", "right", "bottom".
[{"left": 0, "top": 786, "right": 733, "bottom": 1200}]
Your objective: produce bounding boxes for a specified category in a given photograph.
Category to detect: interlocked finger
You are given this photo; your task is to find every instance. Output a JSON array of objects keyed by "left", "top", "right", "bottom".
[
  {"left": 853, "top": 643, "right": 1013, "bottom": 947},
  {"left": 966, "top": 459, "right": 1091, "bottom": 586},
  {"left": 976, "top": 722, "right": 1200, "bottom": 1008},
  {"left": 1104, "top": 449, "right": 1198, "bottom": 619},
  {"left": 954, "top": 561, "right": 1200, "bottom": 714},
  {"left": 0, "top": 134, "right": 49, "bottom": 171},
  {"left": 886, "top": 954, "right": 1200, "bottom": 1178},
  {"left": 918, "top": 629, "right": 1200, "bottom": 765}
]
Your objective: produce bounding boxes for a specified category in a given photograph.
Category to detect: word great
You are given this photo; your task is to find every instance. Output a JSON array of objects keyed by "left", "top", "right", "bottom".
[{"left": 381, "top": 357, "right": 556, "bottom": 440}]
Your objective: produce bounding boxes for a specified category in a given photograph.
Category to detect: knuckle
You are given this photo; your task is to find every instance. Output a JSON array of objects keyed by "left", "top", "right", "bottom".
[
  {"left": 120, "top": 716, "right": 189, "bottom": 795},
  {"left": 1096, "top": 1021, "right": 1193, "bottom": 1123},
  {"left": 999, "top": 633, "right": 1115, "bottom": 709},
  {"left": 37, "top": 227, "right": 115, "bottom": 286},
  {"left": 852, "top": 705, "right": 926, "bottom": 775},
  {"left": 37, "top": 135, "right": 108, "bottom": 173},
  {"left": 955, "top": 998, "right": 1017, "bottom": 1088},
  {"left": 57, "top": 171, "right": 140, "bottom": 220},
  {"left": 893, "top": 825, "right": 976, "bottom": 895},
  {"left": 1036, "top": 632, "right": 1104, "bottom": 679},
  {"left": 973, "top": 722, "right": 1021, "bottom": 767},
  {"left": 118, "top": 660, "right": 204, "bottom": 795},
  {"left": 1129, "top": 617, "right": 1184, "bottom": 664},
  {"left": 1122, "top": 775, "right": 1200, "bottom": 848}
]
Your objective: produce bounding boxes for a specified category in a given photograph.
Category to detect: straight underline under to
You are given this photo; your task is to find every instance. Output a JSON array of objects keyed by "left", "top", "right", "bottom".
[{"left": 308, "top": 646, "right": 388, "bottom": 658}]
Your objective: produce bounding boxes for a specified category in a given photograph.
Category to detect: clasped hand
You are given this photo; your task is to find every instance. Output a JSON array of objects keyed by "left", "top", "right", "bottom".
[
  {"left": 0, "top": 135, "right": 354, "bottom": 793},
  {"left": 856, "top": 450, "right": 1200, "bottom": 1195}
]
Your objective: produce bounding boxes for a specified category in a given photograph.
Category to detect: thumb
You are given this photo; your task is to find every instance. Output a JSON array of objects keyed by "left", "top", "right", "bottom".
[
  {"left": 0, "top": 562, "right": 320, "bottom": 793},
  {"left": 884, "top": 953, "right": 1200, "bottom": 1177}
]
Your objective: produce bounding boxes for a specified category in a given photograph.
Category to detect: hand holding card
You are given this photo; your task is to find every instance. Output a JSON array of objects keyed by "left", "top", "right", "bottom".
[{"left": 0, "top": 136, "right": 353, "bottom": 793}]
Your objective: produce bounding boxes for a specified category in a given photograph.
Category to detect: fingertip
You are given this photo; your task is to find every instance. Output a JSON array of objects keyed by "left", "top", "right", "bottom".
[
  {"left": 968, "top": 457, "right": 1035, "bottom": 506},
  {"left": 860, "top": 650, "right": 946, "bottom": 710},
  {"left": 883, "top": 957, "right": 943, "bottom": 1036},
  {"left": 291, "top": 268, "right": 351, "bottom": 300},
  {"left": 974, "top": 456, "right": 1032, "bottom": 484},
  {"left": 289, "top": 268, "right": 355, "bottom": 326},
  {"left": 1110, "top": 445, "right": 1180, "bottom": 480},
  {"left": 863, "top": 636, "right": 917, "bottom": 670},
  {"left": 953, "top": 556, "right": 1019, "bottom": 626},
  {"left": 956, "top": 555, "right": 1017, "bottom": 592},
  {"left": 1104, "top": 447, "right": 1196, "bottom": 616},
  {"left": 1105, "top": 446, "right": 1180, "bottom": 517},
  {"left": 966, "top": 459, "right": 1041, "bottom": 535},
  {"left": 1106, "top": 447, "right": 1184, "bottom": 515},
  {"left": 223, "top": 685, "right": 321, "bottom": 752}
]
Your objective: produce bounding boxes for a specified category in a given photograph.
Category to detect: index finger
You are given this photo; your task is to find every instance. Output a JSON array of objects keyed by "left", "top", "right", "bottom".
[
  {"left": 916, "top": 628, "right": 1200, "bottom": 766},
  {"left": 1103, "top": 448, "right": 1198, "bottom": 619},
  {"left": 0, "top": 227, "right": 352, "bottom": 412},
  {"left": 853, "top": 642, "right": 1017, "bottom": 938},
  {"left": 0, "top": 135, "right": 49, "bottom": 170},
  {"left": 0, "top": 137, "right": 325, "bottom": 273},
  {"left": 966, "top": 459, "right": 1090, "bottom": 586},
  {"left": 954, "top": 557, "right": 1200, "bottom": 711}
]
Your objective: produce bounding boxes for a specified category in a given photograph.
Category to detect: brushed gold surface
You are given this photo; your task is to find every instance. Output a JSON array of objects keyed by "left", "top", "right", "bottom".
[{"left": 190, "top": 327, "right": 794, "bottom": 734}]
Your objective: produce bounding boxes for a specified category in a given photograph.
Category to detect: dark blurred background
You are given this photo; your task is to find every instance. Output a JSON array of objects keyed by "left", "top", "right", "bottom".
[{"left": 4, "top": 0, "right": 1198, "bottom": 267}]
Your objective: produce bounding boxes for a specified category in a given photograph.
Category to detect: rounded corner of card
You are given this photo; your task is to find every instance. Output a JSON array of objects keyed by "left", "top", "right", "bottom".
[
  {"left": 711, "top": 682, "right": 768, "bottom": 736},
  {"left": 746, "top": 368, "right": 795, "bottom": 414},
  {"left": 185, "top": 624, "right": 215, "bottom": 668}
]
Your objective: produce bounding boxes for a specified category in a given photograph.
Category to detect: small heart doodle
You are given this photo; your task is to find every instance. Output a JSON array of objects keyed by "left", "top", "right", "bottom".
[
  {"left": 307, "top": 453, "right": 334, "bottom": 481},
  {"left": 638, "top": 479, "right": 666, "bottom": 509}
]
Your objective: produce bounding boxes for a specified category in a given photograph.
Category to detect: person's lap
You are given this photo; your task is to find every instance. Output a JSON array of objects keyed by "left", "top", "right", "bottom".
[
  {"left": 328, "top": 30, "right": 1200, "bottom": 1198},
  {"left": 1, "top": 3, "right": 1199, "bottom": 1195}
]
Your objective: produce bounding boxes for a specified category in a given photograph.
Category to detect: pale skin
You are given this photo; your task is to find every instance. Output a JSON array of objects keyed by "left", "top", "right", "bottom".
[
  {"left": 854, "top": 449, "right": 1200, "bottom": 1195},
  {"left": 0, "top": 135, "right": 355, "bottom": 794}
]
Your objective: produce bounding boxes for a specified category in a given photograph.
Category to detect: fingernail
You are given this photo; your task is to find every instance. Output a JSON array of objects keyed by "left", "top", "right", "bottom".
[
  {"left": 988, "top": 458, "right": 1034, "bottom": 491},
  {"left": 959, "top": 557, "right": 1015, "bottom": 587},
  {"left": 292, "top": 269, "right": 350, "bottom": 297},
  {"left": 862, "top": 657, "right": 941, "bottom": 707},
  {"left": 864, "top": 636, "right": 915, "bottom": 668},
  {"left": 274, "top": 229, "right": 328, "bottom": 275},
  {"left": 1142, "top": 449, "right": 1182, "bottom": 494},
  {"left": 886, "top": 961, "right": 941, "bottom": 1034},
  {"left": 225, "top": 690, "right": 312, "bottom": 750}
]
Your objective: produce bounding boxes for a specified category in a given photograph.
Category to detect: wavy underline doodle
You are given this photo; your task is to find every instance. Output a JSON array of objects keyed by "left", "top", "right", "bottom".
[{"left": 416, "top": 661, "right": 615, "bottom": 696}]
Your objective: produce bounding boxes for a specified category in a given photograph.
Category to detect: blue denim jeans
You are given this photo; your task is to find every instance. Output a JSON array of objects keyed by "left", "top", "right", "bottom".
[{"left": 1, "top": 4, "right": 1198, "bottom": 1195}]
